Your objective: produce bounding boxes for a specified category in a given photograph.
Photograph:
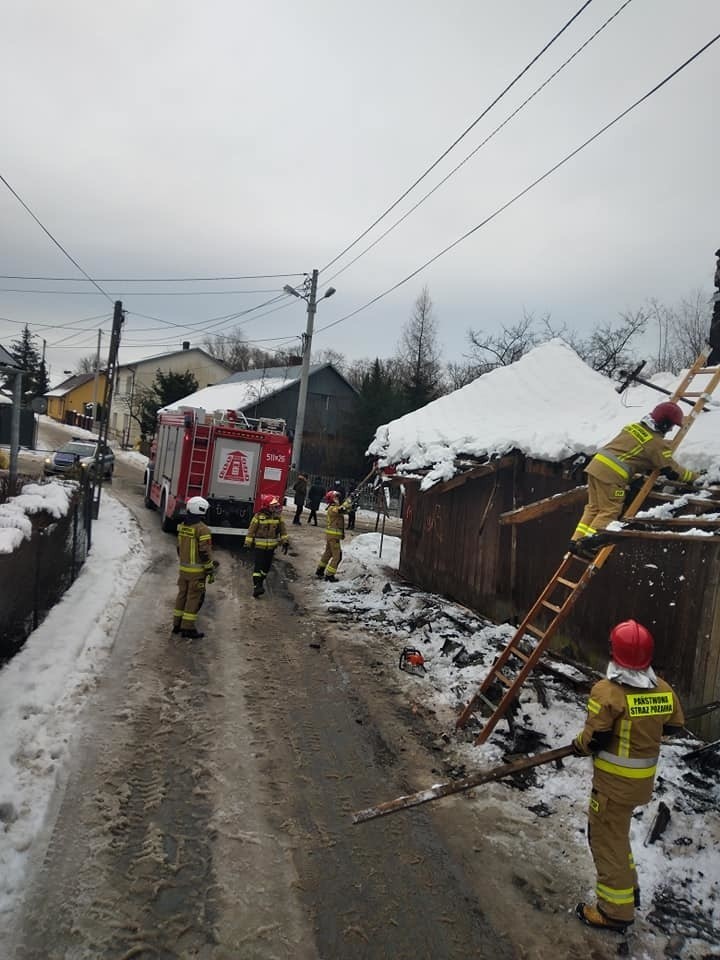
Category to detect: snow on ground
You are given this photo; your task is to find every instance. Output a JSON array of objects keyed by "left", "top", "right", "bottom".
[
  {"left": 322, "top": 532, "right": 720, "bottom": 958},
  {"left": 0, "top": 493, "right": 147, "bottom": 921},
  {"left": 369, "top": 340, "right": 720, "bottom": 488},
  {"left": 0, "top": 480, "right": 75, "bottom": 553}
]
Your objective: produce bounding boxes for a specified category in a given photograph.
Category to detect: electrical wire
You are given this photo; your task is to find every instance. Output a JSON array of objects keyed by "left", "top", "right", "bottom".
[
  {"left": 323, "top": 0, "right": 634, "bottom": 286},
  {"left": 0, "top": 272, "right": 306, "bottom": 282},
  {"left": 0, "top": 312, "right": 110, "bottom": 333},
  {"left": 319, "top": 0, "right": 595, "bottom": 275},
  {"left": 0, "top": 287, "right": 285, "bottom": 296},
  {"left": 315, "top": 32, "right": 720, "bottom": 338},
  {"left": 0, "top": 173, "right": 114, "bottom": 305}
]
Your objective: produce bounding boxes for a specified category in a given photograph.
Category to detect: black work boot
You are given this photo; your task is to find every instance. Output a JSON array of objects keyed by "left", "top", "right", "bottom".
[
  {"left": 325, "top": 575, "right": 338, "bottom": 583},
  {"left": 315, "top": 567, "right": 325, "bottom": 579},
  {"left": 253, "top": 582, "right": 265, "bottom": 598},
  {"left": 181, "top": 628, "right": 205, "bottom": 640},
  {"left": 171, "top": 623, "right": 181, "bottom": 635}
]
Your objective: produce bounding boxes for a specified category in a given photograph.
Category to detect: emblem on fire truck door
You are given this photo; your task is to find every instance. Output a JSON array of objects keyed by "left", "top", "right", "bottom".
[{"left": 218, "top": 450, "right": 251, "bottom": 482}]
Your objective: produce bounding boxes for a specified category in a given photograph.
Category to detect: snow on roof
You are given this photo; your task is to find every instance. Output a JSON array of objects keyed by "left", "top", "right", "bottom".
[
  {"left": 369, "top": 339, "right": 720, "bottom": 488},
  {"left": 46, "top": 373, "right": 95, "bottom": 397},
  {"left": 160, "top": 373, "right": 293, "bottom": 413}
]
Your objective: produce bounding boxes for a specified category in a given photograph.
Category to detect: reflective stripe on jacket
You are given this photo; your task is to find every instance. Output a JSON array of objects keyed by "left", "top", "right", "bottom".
[
  {"left": 325, "top": 500, "right": 351, "bottom": 538},
  {"left": 575, "top": 676, "right": 684, "bottom": 806},
  {"left": 245, "top": 512, "right": 288, "bottom": 550},
  {"left": 177, "top": 521, "right": 213, "bottom": 575},
  {"left": 586, "top": 422, "right": 695, "bottom": 487}
]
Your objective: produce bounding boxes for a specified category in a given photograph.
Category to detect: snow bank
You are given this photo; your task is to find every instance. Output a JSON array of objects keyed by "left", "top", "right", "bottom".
[{"left": 0, "top": 481, "right": 75, "bottom": 554}]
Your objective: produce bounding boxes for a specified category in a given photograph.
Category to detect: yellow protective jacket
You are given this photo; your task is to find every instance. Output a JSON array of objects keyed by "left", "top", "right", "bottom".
[
  {"left": 177, "top": 520, "right": 213, "bottom": 575},
  {"left": 324, "top": 500, "right": 351, "bottom": 539},
  {"left": 575, "top": 676, "right": 684, "bottom": 806},
  {"left": 586, "top": 421, "right": 695, "bottom": 487},
  {"left": 245, "top": 511, "right": 288, "bottom": 550}
]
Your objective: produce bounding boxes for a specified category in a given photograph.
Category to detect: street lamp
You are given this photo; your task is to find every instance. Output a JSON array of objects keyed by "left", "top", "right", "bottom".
[{"left": 284, "top": 270, "right": 336, "bottom": 473}]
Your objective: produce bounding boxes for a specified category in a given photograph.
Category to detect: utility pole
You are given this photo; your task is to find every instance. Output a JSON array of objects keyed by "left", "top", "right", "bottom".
[
  {"left": 92, "top": 329, "right": 102, "bottom": 423},
  {"left": 290, "top": 268, "right": 319, "bottom": 473},
  {"left": 88, "top": 301, "right": 123, "bottom": 540}
]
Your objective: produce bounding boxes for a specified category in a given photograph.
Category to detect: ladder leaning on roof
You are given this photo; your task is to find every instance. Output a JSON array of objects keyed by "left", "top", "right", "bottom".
[{"left": 456, "top": 349, "right": 720, "bottom": 745}]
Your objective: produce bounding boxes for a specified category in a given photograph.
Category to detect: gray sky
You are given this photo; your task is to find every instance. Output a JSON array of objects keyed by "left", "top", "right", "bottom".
[{"left": 1, "top": 0, "right": 718, "bottom": 384}]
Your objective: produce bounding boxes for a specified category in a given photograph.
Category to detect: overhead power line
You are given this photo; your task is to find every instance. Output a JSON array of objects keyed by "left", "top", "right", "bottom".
[
  {"left": 0, "top": 287, "right": 284, "bottom": 296},
  {"left": 324, "top": 0, "right": 634, "bottom": 286},
  {"left": 315, "top": 32, "right": 720, "bottom": 338},
  {"left": 0, "top": 272, "right": 306, "bottom": 282},
  {"left": 0, "top": 174, "right": 114, "bottom": 305},
  {"left": 319, "top": 0, "right": 595, "bottom": 275}
]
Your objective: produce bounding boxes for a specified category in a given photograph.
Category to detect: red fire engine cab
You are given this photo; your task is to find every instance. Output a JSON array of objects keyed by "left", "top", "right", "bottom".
[{"left": 144, "top": 407, "right": 291, "bottom": 536}]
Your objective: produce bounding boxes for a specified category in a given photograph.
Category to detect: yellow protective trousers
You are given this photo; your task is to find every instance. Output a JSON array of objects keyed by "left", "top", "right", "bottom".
[
  {"left": 318, "top": 537, "right": 342, "bottom": 576},
  {"left": 572, "top": 474, "right": 626, "bottom": 540},
  {"left": 587, "top": 789, "right": 638, "bottom": 923},
  {"left": 174, "top": 572, "right": 206, "bottom": 630}
]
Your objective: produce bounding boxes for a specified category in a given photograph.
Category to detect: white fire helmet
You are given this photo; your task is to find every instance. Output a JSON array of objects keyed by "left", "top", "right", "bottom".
[{"left": 186, "top": 496, "right": 210, "bottom": 516}]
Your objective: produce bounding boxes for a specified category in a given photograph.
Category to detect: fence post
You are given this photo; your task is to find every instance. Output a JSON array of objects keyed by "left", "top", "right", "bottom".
[{"left": 71, "top": 493, "right": 79, "bottom": 582}]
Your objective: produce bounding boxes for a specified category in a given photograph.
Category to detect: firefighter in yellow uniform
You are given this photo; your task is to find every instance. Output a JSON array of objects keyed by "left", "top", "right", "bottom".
[
  {"left": 573, "top": 619, "right": 684, "bottom": 932},
  {"left": 571, "top": 401, "right": 696, "bottom": 555},
  {"left": 245, "top": 494, "right": 289, "bottom": 598},
  {"left": 173, "top": 496, "right": 214, "bottom": 639},
  {"left": 315, "top": 490, "right": 352, "bottom": 582}
]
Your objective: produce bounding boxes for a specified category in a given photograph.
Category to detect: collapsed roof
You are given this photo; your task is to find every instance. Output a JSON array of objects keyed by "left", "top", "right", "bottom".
[{"left": 368, "top": 340, "right": 720, "bottom": 489}]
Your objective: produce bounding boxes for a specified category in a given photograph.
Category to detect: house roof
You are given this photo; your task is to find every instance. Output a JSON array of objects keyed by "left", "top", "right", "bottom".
[
  {"left": 161, "top": 362, "right": 356, "bottom": 413},
  {"left": 0, "top": 344, "right": 20, "bottom": 370},
  {"left": 116, "top": 346, "right": 230, "bottom": 372},
  {"left": 369, "top": 339, "right": 720, "bottom": 488},
  {"left": 45, "top": 373, "right": 97, "bottom": 398}
]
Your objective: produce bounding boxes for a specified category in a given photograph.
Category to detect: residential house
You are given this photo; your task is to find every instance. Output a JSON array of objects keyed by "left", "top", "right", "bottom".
[
  {"left": 161, "top": 362, "right": 360, "bottom": 475},
  {"left": 113, "top": 343, "right": 230, "bottom": 448},
  {"left": 369, "top": 339, "right": 720, "bottom": 736},
  {"left": 45, "top": 372, "right": 107, "bottom": 425}
]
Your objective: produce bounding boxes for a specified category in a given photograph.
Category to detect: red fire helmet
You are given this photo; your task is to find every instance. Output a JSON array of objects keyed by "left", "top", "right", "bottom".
[
  {"left": 609, "top": 619, "right": 654, "bottom": 670},
  {"left": 324, "top": 490, "right": 340, "bottom": 504},
  {"left": 259, "top": 494, "right": 280, "bottom": 512},
  {"left": 651, "top": 401, "right": 683, "bottom": 429}
]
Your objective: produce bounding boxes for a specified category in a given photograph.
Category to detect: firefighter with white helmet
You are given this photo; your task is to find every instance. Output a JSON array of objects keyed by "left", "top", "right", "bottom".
[
  {"left": 245, "top": 494, "right": 289, "bottom": 597},
  {"left": 173, "top": 496, "right": 214, "bottom": 639},
  {"left": 315, "top": 489, "right": 352, "bottom": 582},
  {"left": 573, "top": 619, "right": 684, "bottom": 932},
  {"left": 571, "top": 402, "right": 696, "bottom": 556}
]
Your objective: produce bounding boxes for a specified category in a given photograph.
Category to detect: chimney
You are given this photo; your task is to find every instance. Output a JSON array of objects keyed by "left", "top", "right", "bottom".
[{"left": 182, "top": 341, "right": 190, "bottom": 351}]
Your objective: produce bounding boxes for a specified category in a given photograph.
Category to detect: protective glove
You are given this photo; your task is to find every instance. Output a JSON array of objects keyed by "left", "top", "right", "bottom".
[
  {"left": 282, "top": 541, "right": 289, "bottom": 555},
  {"left": 693, "top": 474, "right": 709, "bottom": 488},
  {"left": 212, "top": 559, "right": 220, "bottom": 568},
  {"left": 205, "top": 571, "right": 215, "bottom": 585},
  {"left": 571, "top": 737, "right": 587, "bottom": 757}
]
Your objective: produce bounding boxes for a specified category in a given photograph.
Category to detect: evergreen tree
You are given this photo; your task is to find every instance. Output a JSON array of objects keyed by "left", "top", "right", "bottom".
[
  {"left": 396, "top": 287, "right": 444, "bottom": 410},
  {"left": 347, "top": 358, "right": 406, "bottom": 468},
  {"left": 6, "top": 325, "right": 49, "bottom": 406},
  {"left": 139, "top": 369, "right": 199, "bottom": 439}
]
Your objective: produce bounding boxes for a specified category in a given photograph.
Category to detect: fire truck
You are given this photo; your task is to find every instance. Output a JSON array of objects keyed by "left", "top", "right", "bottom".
[{"left": 144, "top": 406, "right": 292, "bottom": 536}]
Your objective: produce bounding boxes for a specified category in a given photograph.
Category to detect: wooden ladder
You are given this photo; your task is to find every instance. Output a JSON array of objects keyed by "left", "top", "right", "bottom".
[{"left": 456, "top": 350, "right": 720, "bottom": 744}]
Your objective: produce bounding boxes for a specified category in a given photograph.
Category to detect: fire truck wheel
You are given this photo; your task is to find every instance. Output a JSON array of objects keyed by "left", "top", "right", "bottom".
[{"left": 160, "top": 493, "right": 177, "bottom": 533}]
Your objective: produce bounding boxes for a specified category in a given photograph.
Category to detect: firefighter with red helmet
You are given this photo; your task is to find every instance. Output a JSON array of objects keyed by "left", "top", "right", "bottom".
[
  {"left": 173, "top": 496, "right": 214, "bottom": 639},
  {"left": 573, "top": 620, "right": 684, "bottom": 932},
  {"left": 315, "top": 489, "right": 352, "bottom": 582},
  {"left": 570, "top": 402, "right": 696, "bottom": 555},
  {"left": 245, "top": 494, "right": 289, "bottom": 597}
]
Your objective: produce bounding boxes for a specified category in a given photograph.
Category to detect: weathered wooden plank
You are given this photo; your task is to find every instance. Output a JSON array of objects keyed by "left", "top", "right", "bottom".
[
  {"left": 437, "top": 455, "right": 515, "bottom": 494},
  {"left": 627, "top": 517, "right": 720, "bottom": 529},
  {"left": 499, "top": 486, "right": 587, "bottom": 525}
]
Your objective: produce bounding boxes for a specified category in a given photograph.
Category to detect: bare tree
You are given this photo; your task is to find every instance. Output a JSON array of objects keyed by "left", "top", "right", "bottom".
[
  {"left": 75, "top": 354, "right": 97, "bottom": 374},
  {"left": 445, "top": 360, "right": 480, "bottom": 390},
  {"left": 568, "top": 310, "right": 647, "bottom": 379},
  {"left": 466, "top": 311, "right": 561, "bottom": 374},
  {"left": 396, "top": 286, "right": 445, "bottom": 406},
  {"left": 312, "top": 347, "right": 346, "bottom": 372},
  {"left": 646, "top": 291, "right": 710, "bottom": 373}
]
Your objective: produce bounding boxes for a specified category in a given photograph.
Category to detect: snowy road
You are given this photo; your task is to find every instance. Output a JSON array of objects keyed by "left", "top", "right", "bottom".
[{"left": 5, "top": 430, "right": 619, "bottom": 959}]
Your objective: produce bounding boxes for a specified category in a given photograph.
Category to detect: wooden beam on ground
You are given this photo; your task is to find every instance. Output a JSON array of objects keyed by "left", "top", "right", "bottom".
[
  {"left": 437, "top": 455, "right": 515, "bottom": 495},
  {"left": 499, "top": 485, "right": 587, "bottom": 526},
  {"left": 599, "top": 529, "right": 720, "bottom": 545},
  {"left": 626, "top": 517, "right": 720, "bottom": 529},
  {"left": 646, "top": 491, "right": 720, "bottom": 512}
]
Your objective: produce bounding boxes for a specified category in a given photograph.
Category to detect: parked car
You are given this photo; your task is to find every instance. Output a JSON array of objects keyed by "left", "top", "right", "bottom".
[{"left": 43, "top": 438, "right": 114, "bottom": 479}]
